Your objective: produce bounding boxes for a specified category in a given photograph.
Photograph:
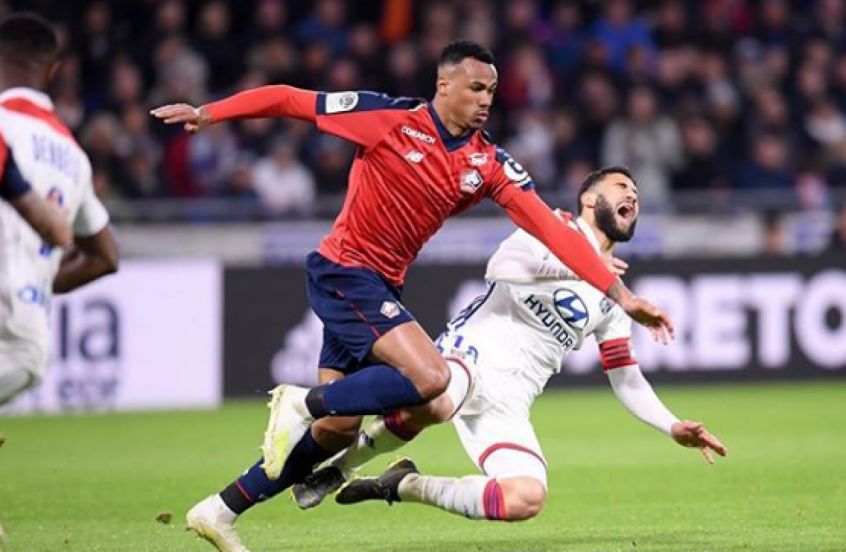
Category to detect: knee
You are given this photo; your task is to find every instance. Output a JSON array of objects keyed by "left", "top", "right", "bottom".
[
  {"left": 503, "top": 479, "right": 547, "bottom": 521},
  {"left": 411, "top": 358, "right": 451, "bottom": 401},
  {"left": 401, "top": 393, "right": 453, "bottom": 428},
  {"left": 310, "top": 416, "right": 362, "bottom": 451}
]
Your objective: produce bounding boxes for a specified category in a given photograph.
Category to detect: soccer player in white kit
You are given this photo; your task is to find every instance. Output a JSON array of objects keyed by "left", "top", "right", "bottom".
[
  {"left": 294, "top": 166, "right": 726, "bottom": 522},
  {"left": 0, "top": 13, "right": 119, "bottom": 406}
]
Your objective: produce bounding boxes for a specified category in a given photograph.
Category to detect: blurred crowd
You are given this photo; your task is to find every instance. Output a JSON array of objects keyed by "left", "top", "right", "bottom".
[{"left": 6, "top": 0, "right": 846, "bottom": 219}]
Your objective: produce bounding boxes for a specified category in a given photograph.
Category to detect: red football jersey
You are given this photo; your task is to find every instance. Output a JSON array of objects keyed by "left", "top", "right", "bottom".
[
  {"left": 205, "top": 86, "right": 616, "bottom": 293},
  {"left": 313, "top": 91, "right": 531, "bottom": 285}
]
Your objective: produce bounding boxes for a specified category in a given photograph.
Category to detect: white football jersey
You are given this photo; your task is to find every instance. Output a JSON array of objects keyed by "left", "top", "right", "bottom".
[
  {"left": 442, "top": 213, "right": 633, "bottom": 398},
  {"left": 0, "top": 88, "right": 108, "bottom": 344}
]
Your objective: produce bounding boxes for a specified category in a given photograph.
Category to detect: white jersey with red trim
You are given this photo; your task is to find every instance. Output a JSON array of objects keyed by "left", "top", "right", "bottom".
[
  {"left": 0, "top": 87, "right": 108, "bottom": 347},
  {"left": 441, "top": 213, "right": 634, "bottom": 401}
]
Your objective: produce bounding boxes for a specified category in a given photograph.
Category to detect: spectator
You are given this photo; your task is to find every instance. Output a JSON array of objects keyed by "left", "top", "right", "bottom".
[
  {"left": 504, "top": 109, "right": 555, "bottom": 186},
  {"left": 822, "top": 204, "right": 846, "bottom": 253},
  {"left": 150, "top": 35, "right": 208, "bottom": 105},
  {"left": 737, "top": 133, "right": 793, "bottom": 190},
  {"left": 16, "top": 0, "right": 846, "bottom": 224},
  {"left": 187, "top": 123, "right": 238, "bottom": 197},
  {"left": 591, "top": 0, "right": 654, "bottom": 72},
  {"left": 297, "top": 0, "right": 348, "bottom": 55},
  {"left": 193, "top": 0, "right": 242, "bottom": 94},
  {"left": 538, "top": 1, "right": 584, "bottom": 77},
  {"left": 602, "top": 85, "right": 682, "bottom": 209},
  {"left": 249, "top": 0, "right": 289, "bottom": 45},
  {"left": 760, "top": 210, "right": 788, "bottom": 255},
  {"left": 673, "top": 116, "right": 730, "bottom": 191},
  {"left": 252, "top": 138, "right": 316, "bottom": 215}
]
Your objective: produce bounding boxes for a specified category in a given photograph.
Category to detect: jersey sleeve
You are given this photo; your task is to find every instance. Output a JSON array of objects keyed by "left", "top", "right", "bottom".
[
  {"left": 205, "top": 85, "right": 318, "bottom": 123},
  {"left": 73, "top": 160, "right": 109, "bottom": 236},
  {"left": 485, "top": 148, "right": 616, "bottom": 294},
  {"left": 315, "top": 91, "right": 423, "bottom": 148},
  {"left": 594, "top": 307, "right": 637, "bottom": 371},
  {"left": 0, "top": 132, "right": 32, "bottom": 200}
]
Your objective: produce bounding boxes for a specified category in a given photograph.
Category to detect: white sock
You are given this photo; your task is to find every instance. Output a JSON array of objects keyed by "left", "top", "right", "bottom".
[
  {"left": 331, "top": 416, "right": 411, "bottom": 479},
  {"left": 397, "top": 474, "right": 505, "bottom": 520}
]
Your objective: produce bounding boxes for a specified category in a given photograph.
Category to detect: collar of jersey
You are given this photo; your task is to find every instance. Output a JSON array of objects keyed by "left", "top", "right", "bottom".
[
  {"left": 0, "top": 87, "right": 54, "bottom": 110},
  {"left": 575, "top": 217, "right": 602, "bottom": 253},
  {"left": 426, "top": 103, "right": 475, "bottom": 152}
]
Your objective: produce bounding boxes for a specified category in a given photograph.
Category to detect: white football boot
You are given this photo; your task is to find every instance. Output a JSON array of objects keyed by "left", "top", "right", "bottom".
[
  {"left": 186, "top": 495, "right": 249, "bottom": 552},
  {"left": 261, "top": 384, "right": 313, "bottom": 480}
]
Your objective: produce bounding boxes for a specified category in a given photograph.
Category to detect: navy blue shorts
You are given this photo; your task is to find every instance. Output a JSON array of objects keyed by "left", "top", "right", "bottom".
[{"left": 306, "top": 251, "right": 415, "bottom": 374}]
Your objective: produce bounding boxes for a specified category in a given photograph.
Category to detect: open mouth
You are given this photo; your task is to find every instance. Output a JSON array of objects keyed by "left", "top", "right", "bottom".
[{"left": 616, "top": 203, "right": 635, "bottom": 221}]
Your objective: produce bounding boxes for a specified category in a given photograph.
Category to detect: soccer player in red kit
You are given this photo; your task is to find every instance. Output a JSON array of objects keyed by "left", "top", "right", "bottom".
[{"left": 152, "top": 41, "right": 672, "bottom": 552}]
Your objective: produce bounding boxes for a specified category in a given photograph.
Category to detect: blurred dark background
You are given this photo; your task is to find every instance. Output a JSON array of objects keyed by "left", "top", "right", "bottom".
[{"left": 4, "top": 0, "right": 846, "bottom": 257}]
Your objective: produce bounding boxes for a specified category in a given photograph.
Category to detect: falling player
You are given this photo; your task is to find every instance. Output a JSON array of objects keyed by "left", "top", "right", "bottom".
[
  {"left": 0, "top": 13, "right": 119, "bottom": 406},
  {"left": 299, "top": 166, "right": 727, "bottom": 522},
  {"left": 152, "top": 41, "right": 673, "bottom": 551}
]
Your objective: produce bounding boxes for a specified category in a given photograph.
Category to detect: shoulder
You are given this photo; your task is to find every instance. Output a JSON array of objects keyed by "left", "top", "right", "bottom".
[
  {"left": 316, "top": 90, "right": 425, "bottom": 115},
  {"left": 488, "top": 143, "right": 534, "bottom": 189}
]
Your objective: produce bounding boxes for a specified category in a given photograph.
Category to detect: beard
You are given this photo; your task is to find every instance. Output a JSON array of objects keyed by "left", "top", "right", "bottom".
[{"left": 594, "top": 194, "right": 637, "bottom": 243}]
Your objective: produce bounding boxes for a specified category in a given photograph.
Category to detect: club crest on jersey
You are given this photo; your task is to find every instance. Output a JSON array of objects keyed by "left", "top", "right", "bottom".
[
  {"left": 459, "top": 169, "right": 483, "bottom": 194},
  {"left": 468, "top": 152, "right": 488, "bottom": 166},
  {"left": 553, "top": 288, "right": 589, "bottom": 330},
  {"left": 325, "top": 92, "right": 359, "bottom": 113},
  {"left": 404, "top": 150, "right": 425, "bottom": 164},
  {"left": 380, "top": 301, "right": 402, "bottom": 319}
]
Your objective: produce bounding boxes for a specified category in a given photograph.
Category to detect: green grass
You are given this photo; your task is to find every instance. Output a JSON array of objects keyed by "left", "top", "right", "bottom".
[{"left": 1, "top": 381, "right": 844, "bottom": 552}]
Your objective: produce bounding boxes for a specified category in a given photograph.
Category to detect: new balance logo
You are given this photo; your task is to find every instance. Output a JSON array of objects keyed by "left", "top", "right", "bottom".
[
  {"left": 468, "top": 152, "right": 488, "bottom": 166},
  {"left": 401, "top": 126, "right": 436, "bottom": 144},
  {"left": 404, "top": 150, "right": 425, "bottom": 164}
]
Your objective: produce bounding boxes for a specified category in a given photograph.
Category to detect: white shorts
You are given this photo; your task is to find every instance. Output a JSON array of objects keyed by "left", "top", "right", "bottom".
[
  {"left": 439, "top": 331, "right": 548, "bottom": 488},
  {"left": 0, "top": 325, "right": 49, "bottom": 381}
]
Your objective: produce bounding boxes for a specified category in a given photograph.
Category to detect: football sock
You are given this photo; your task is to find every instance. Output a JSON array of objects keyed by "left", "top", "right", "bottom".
[
  {"left": 219, "top": 429, "right": 333, "bottom": 515},
  {"left": 305, "top": 365, "right": 425, "bottom": 417},
  {"left": 398, "top": 474, "right": 507, "bottom": 521},
  {"left": 330, "top": 413, "right": 421, "bottom": 479}
]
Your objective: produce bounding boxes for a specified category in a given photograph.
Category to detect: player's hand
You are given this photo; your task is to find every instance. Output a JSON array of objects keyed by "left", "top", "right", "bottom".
[
  {"left": 603, "top": 254, "right": 628, "bottom": 276},
  {"left": 671, "top": 420, "right": 727, "bottom": 465},
  {"left": 614, "top": 291, "right": 674, "bottom": 344},
  {"left": 149, "top": 103, "right": 211, "bottom": 133}
]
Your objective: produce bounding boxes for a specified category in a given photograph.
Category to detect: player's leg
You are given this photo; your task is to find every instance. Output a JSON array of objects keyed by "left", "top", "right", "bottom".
[
  {"left": 335, "top": 456, "right": 547, "bottom": 522},
  {"left": 336, "top": 398, "right": 549, "bottom": 521},
  {"left": 187, "top": 360, "right": 360, "bottom": 552},
  {"left": 292, "top": 354, "right": 472, "bottom": 508},
  {"left": 261, "top": 254, "right": 454, "bottom": 477}
]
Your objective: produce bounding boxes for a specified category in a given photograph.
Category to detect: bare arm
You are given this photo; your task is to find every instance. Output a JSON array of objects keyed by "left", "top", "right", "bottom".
[
  {"left": 53, "top": 225, "right": 119, "bottom": 294},
  {"left": 9, "top": 189, "right": 72, "bottom": 247}
]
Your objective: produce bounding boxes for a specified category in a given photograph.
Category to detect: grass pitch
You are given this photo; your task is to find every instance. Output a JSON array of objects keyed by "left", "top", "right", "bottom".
[{"left": 1, "top": 381, "right": 844, "bottom": 552}]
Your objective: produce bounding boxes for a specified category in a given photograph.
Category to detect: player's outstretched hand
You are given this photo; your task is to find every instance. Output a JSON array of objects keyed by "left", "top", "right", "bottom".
[
  {"left": 617, "top": 293, "right": 675, "bottom": 344},
  {"left": 603, "top": 254, "right": 628, "bottom": 276},
  {"left": 149, "top": 103, "right": 211, "bottom": 133},
  {"left": 671, "top": 420, "right": 727, "bottom": 465}
]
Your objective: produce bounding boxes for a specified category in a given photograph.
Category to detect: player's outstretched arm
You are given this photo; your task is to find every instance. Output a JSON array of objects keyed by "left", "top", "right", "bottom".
[
  {"left": 501, "top": 191, "right": 674, "bottom": 342},
  {"left": 53, "top": 225, "right": 118, "bottom": 293},
  {"left": 606, "top": 364, "right": 727, "bottom": 464},
  {"left": 9, "top": 190, "right": 72, "bottom": 247},
  {"left": 150, "top": 85, "right": 318, "bottom": 133}
]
